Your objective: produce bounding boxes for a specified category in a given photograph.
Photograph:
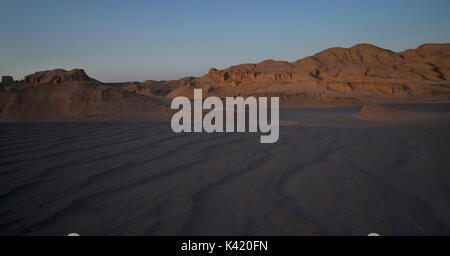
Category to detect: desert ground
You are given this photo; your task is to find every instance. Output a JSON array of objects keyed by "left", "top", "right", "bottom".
[{"left": 0, "top": 103, "right": 449, "bottom": 235}]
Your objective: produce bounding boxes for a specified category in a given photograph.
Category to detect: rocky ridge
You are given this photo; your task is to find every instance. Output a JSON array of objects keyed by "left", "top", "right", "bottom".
[{"left": 1, "top": 43, "right": 450, "bottom": 121}]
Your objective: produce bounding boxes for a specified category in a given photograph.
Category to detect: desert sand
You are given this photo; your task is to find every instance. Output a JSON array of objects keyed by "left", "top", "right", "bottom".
[
  {"left": 354, "top": 104, "right": 450, "bottom": 122},
  {"left": 0, "top": 104, "right": 449, "bottom": 235}
]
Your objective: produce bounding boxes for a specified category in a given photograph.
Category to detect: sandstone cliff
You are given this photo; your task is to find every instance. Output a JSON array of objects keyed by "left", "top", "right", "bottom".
[
  {"left": 200, "top": 43, "right": 450, "bottom": 84},
  {"left": 168, "top": 43, "right": 450, "bottom": 104}
]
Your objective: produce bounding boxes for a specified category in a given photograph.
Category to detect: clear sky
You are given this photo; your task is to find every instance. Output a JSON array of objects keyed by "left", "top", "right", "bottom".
[{"left": 1, "top": 0, "right": 450, "bottom": 82}]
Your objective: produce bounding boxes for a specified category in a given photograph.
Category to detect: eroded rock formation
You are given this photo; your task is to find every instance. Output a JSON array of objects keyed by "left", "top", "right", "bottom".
[
  {"left": 24, "top": 69, "right": 92, "bottom": 86},
  {"left": 168, "top": 43, "right": 450, "bottom": 102},
  {"left": 1, "top": 43, "right": 450, "bottom": 122}
]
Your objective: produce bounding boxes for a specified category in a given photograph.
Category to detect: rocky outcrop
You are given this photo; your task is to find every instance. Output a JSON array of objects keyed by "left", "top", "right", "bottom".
[
  {"left": 108, "top": 78, "right": 183, "bottom": 97},
  {"left": 0, "top": 68, "right": 179, "bottom": 122},
  {"left": 197, "top": 43, "right": 450, "bottom": 87},
  {"left": 166, "top": 43, "right": 450, "bottom": 103},
  {"left": 2, "top": 43, "right": 450, "bottom": 122},
  {"left": 1, "top": 82, "right": 172, "bottom": 122},
  {"left": 24, "top": 69, "right": 92, "bottom": 86},
  {"left": 204, "top": 60, "right": 313, "bottom": 87},
  {"left": 401, "top": 44, "right": 450, "bottom": 79}
]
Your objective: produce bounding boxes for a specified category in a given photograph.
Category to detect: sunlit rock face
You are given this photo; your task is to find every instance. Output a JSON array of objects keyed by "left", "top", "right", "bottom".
[{"left": 24, "top": 69, "right": 92, "bottom": 86}]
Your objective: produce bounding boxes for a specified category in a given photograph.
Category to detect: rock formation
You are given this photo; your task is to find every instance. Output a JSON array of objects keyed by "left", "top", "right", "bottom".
[
  {"left": 1, "top": 82, "right": 172, "bottom": 122},
  {"left": 24, "top": 69, "right": 92, "bottom": 86},
  {"left": 167, "top": 43, "right": 450, "bottom": 103},
  {"left": 199, "top": 43, "right": 450, "bottom": 85},
  {"left": 1, "top": 43, "right": 450, "bottom": 122},
  {"left": 1, "top": 68, "right": 174, "bottom": 122}
]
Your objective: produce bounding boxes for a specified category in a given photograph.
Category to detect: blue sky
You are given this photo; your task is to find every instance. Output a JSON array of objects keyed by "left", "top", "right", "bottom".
[{"left": 1, "top": 0, "right": 450, "bottom": 82}]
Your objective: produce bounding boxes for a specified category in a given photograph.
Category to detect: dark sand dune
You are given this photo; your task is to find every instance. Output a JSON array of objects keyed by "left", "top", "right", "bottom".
[{"left": 0, "top": 105, "right": 449, "bottom": 235}]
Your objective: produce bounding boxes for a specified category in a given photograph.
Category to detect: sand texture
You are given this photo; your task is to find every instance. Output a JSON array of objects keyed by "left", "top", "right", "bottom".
[{"left": 0, "top": 105, "right": 449, "bottom": 235}]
